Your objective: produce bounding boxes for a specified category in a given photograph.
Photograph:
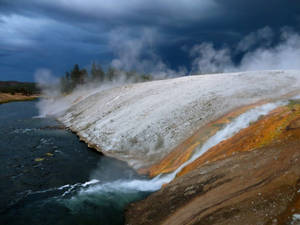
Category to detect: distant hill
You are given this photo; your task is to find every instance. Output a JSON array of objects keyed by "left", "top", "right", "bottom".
[{"left": 0, "top": 81, "right": 40, "bottom": 95}]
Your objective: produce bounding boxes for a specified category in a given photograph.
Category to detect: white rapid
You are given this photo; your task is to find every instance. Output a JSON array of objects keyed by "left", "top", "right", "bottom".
[
  {"left": 71, "top": 100, "right": 287, "bottom": 196},
  {"left": 42, "top": 70, "right": 300, "bottom": 170}
]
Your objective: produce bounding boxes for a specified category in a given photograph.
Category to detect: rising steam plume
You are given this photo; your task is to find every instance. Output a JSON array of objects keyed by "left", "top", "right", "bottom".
[
  {"left": 190, "top": 27, "right": 300, "bottom": 74},
  {"left": 35, "top": 26, "right": 300, "bottom": 93}
]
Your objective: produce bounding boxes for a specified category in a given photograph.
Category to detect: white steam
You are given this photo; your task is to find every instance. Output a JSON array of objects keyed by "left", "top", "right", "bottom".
[
  {"left": 34, "top": 69, "right": 64, "bottom": 118},
  {"left": 239, "top": 29, "right": 300, "bottom": 71},
  {"left": 34, "top": 69, "right": 60, "bottom": 97},
  {"left": 236, "top": 27, "right": 274, "bottom": 52},
  {"left": 190, "top": 43, "right": 233, "bottom": 74},
  {"left": 110, "top": 28, "right": 187, "bottom": 78},
  {"left": 190, "top": 27, "right": 300, "bottom": 74},
  {"left": 36, "top": 27, "right": 300, "bottom": 119},
  {"left": 104, "top": 26, "right": 300, "bottom": 76},
  {"left": 36, "top": 80, "right": 128, "bottom": 118}
]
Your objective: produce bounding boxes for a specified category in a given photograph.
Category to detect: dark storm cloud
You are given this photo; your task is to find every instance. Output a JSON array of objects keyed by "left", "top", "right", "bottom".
[
  {"left": 0, "top": 0, "right": 300, "bottom": 81},
  {"left": 0, "top": 0, "right": 218, "bottom": 31},
  {"left": 1, "top": 0, "right": 300, "bottom": 33}
]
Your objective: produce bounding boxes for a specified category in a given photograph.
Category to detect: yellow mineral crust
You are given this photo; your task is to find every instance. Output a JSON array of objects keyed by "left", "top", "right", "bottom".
[
  {"left": 145, "top": 102, "right": 266, "bottom": 177},
  {"left": 178, "top": 100, "right": 300, "bottom": 177}
]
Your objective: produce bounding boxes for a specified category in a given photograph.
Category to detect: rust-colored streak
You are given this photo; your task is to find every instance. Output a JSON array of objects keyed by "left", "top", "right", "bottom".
[
  {"left": 144, "top": 102, "right": 265, "bottom": 177},
  {"left": 178, "top": 102, "right": 300, "bottom": 177},
  {"left": 125, "top": 131, "right": 300, "bottom": 225}
]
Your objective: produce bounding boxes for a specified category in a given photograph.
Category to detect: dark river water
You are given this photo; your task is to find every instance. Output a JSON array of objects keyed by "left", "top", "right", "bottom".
[{"left": 0, "top": 100, "right": 150, "bottom": 225}]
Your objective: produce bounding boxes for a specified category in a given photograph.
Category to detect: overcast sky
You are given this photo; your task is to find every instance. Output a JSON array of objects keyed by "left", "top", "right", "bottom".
[{"left": 1, "top": 0, "right": 300, "bottom": 81}]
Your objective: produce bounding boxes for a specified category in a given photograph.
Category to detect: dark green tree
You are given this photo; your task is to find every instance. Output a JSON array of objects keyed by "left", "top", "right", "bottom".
[
  {"left": 70, "top": 64, "right": 81, "bottom": 87},
  {"left": 69, "top": 64, "right": 88, "bottom": 87},
  {"left": 91, "top": 62, "right": 105, "bottom": 82},
  {"left": 79, "top": 68, "right": 88, "bottom": 84},
  {"left": 106, "top": 67, "right": 117, "bottom": 81}
]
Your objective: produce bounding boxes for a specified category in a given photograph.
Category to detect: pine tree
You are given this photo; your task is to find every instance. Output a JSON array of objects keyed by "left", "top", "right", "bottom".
[
  {"left": 70, "top": 64, "right": 81, "bottom": 87},
  {"left": 91, "top": 62, "right": 105, "bottom": 82},
  {"left": 106, "top": 67, "right": 116, "bottom": 81},
  {"left": 79, "top": 68, "right": 88, "bottom": 84}
]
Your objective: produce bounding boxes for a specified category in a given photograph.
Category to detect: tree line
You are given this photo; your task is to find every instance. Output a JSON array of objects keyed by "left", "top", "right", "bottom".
[
  {"left": 0, "top": 81, "right": 40, "bottom": 95},
  {"left": 60, "top": 62, "right": 153, "bottom": 94}
]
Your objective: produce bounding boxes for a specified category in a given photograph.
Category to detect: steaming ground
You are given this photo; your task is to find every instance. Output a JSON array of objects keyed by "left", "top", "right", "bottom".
[{"left": 39, "top": 70, "right": 300, "bottom": 170}]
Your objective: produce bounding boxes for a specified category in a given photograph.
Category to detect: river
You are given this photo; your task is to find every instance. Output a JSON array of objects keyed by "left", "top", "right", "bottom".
[{"left": 0, "top": 100, "right": 150, "bottom": 225}]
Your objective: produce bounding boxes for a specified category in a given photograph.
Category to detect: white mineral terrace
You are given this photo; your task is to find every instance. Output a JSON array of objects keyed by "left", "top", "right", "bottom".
[{"left": 40, "top": 70, "right": 300, "bottom": 170}]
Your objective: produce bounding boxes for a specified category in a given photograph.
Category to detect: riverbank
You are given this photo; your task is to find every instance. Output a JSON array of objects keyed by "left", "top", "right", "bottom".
[{"left": 0, "top": 93, "right": 40, "bottom": 104}]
